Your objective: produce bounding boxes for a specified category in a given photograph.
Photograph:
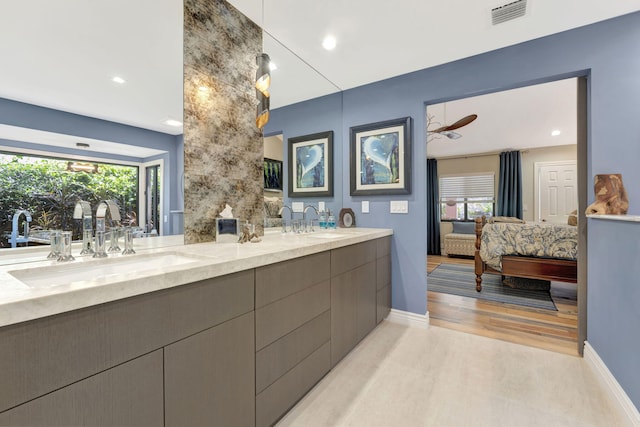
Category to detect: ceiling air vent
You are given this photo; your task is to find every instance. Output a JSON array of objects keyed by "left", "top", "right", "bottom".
[{"left": 491, "top": 0, "right": 527, "bottom": 25}]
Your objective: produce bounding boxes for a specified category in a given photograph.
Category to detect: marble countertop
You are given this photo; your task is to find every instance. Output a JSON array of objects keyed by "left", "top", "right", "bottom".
[{"left": 0, "top": 228, "right": 392, "bottom": 328}]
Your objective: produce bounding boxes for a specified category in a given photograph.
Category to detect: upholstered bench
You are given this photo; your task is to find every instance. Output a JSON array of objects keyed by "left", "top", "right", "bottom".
[{"left": 442, "top": 222, "right": 476, "bottom": 257}]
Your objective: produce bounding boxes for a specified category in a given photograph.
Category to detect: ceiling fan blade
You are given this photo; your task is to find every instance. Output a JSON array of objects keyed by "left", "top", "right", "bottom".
[
  {"left": 429, "top": 114, "right": 477, "bottom": 134},
  {"left": 430, "top": 125, "right": 450, "bottom": 133},
  {"left": 443, "top": 114, "right": 478, "bottom": 131}
]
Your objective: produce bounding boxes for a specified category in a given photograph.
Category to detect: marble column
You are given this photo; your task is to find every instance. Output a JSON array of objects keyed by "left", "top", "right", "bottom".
[{"left": 183, "top": 0, "right": 264, "bottom": 244}]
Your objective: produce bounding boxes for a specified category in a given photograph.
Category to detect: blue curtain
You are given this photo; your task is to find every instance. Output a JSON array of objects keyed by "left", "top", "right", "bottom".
[
  {"left": 427, "top": 158, "right": 440, "bottom": 255},
  {"left": 497, "top": 150, "right": 523, "bottom": 218}
]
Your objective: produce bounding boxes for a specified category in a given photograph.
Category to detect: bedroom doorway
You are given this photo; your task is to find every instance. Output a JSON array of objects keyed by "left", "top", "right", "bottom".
[{"left": 426, "top": 76, "right": 587, "bottom": 356}]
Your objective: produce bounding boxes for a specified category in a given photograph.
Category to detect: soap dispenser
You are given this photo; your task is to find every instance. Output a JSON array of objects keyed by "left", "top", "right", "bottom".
[
  {"left": 327, "top": 210, "right": 336, "bottom": 229},
  {"left": 319, "top": 210, "right": 327, "bottom": 229}
]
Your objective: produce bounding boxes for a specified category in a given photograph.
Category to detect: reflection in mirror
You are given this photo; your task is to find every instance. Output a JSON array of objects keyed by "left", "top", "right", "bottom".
[
  {"left": 0, "top": 153, "right": 139, "bottom": 250},
  {"left": 0, "top": 1, "right": 343, "bottom": 261},
  {"left": 263, "top": 134, "right": 284, "bottom": 229},
  {"left": 259, "top": 30, "right": 343, "bottom": 229},
  {"left": 263, "top": 32, "right": 342, "bottom": 109},
  {"left": 0, "top": 1, "right": 180, "bottom": 256}
]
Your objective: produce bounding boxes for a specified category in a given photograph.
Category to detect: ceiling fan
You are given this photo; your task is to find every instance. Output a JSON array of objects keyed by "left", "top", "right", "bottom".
[{"left": 428, "top": 114, "right": 478, "bottom": 140}]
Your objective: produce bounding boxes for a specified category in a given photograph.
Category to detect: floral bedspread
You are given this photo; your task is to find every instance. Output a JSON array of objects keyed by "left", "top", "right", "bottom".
[{"left": 480, "top": 222, "right": 578, "bottom": 271}]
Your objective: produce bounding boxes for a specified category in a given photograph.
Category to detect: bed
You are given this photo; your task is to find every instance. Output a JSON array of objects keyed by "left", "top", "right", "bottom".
[{"left": 474, "top": 216, "right": 578, "bottom": 292}]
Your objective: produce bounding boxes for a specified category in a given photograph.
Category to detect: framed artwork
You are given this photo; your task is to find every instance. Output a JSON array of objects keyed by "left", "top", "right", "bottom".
[
  {"left": 288, "top": 131, "right": 333, "bottom": 197},
  {"left": 349, "top": 116, "right": 412, "bottom": 196},
  {"left": 263, "top": 158, "right": 283, "bottom": 191}
]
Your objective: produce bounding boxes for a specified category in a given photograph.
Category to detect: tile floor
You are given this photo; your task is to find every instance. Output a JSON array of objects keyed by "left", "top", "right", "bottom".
[{"left": 277, "top": 321, "right": 628, "bottom": 427}]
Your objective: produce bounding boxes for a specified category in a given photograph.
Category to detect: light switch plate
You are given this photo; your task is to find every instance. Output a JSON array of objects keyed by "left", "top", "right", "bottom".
[
  {"left": 318, "top": 201, "right": 326, "bottom": 212},
  {"left": 362, "top": 201, "right": 369, "bottom": 213},
  {"left": 291, "top": 202, "right": 304, "bottom": 213},
  {"left": 390, "top": 200, "right": 408, "bottom": 214}
]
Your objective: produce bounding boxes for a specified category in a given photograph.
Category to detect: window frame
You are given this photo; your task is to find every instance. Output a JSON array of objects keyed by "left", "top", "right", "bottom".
[{"left": 439, "top": 172, "right": 495, "bottom": 222}]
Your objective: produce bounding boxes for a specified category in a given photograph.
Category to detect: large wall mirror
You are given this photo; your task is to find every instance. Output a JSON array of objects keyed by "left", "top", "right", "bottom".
[
  {"left": 260, "top": 31, "right": 342, "bottom": 228},
  {"left": 0, "top": 1, "right": 342, "bottom": 253}
]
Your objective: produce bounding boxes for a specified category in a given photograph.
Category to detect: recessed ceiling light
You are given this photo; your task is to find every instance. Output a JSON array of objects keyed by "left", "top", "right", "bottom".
[
  {"left": 165, "top": 119, "right": 183, "bottom": 127},
  {"left": 112, "top": 76, "right": 126, "bottom": 84},
  {"left": 322, "top": 35, "right": 337, "bottom": 51},
  {"left": 551, "top": 129, "right": 561, "bottom": 136}
]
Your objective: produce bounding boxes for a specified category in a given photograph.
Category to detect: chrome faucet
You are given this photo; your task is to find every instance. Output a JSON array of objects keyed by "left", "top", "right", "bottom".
[
  {"left": 278, "top": 205, "right": 292, "bottom": 233},
  {"left": 95, "top": 200, "right": 122, "bottom": 232},
  {"left": 10, "top": 209, "right": 32, "bottom": 248},
  {"left": 303, "top": 205, "right": 319, "bottom": 232},
  {"left": 73, "top": 200, "right": 94, "bottom": 255},
  {"left": 95, "top": 200, "right": 121, "bottom": 257}
]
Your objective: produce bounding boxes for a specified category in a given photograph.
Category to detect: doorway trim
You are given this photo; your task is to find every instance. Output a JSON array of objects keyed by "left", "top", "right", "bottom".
[
  {"left": 425, "top": 74, "right": 589, "bottom": 355},
  {"left": 576, "top": 75, "right": 588, "bottom": 355}
]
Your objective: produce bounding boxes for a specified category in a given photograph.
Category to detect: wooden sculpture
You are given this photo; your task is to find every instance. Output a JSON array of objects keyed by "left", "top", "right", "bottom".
[{"left": 585, "top": 174, "right": 629, "bottom": 215}]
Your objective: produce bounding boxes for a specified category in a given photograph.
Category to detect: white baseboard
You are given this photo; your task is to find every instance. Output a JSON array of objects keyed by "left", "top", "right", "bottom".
[
  {"left": 386, "top": 309, "right": 429, "bottom": 329},
  {"left": 584, "top": 341, "right": 640, "bottom": 426}
]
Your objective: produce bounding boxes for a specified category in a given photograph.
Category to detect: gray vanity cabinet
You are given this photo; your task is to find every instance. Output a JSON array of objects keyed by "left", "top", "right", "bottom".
[
  {"left": 254, "top": 252, "right": 332, "bottom": 427},
  {"left": 376, "top": 236, "right": 392, "bottom": 323},
  {"left": 330, "top": 240, "right": 378, "bottom": 366},
  {"left": 0, "top": 234, "right": 391, "bottom": 427},
  {"left": 164, "top": 311, "right": 255, "bottom": 427},
  {"left": 0, "top": 270, "right": 255, "bottom": 426},
  {"left": 0, "top": 350, "right": 164, "bottom": 426}
]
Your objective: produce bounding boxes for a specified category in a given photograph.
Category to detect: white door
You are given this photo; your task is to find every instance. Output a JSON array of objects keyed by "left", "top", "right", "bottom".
[{"left": 535, "top": 161, "right": 577, "bottom": 224}]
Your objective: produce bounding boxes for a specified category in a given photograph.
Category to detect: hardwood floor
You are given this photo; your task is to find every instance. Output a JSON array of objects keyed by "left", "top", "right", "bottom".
[{"left": 427, "top": 255, "right": 579, "bottom": 356}]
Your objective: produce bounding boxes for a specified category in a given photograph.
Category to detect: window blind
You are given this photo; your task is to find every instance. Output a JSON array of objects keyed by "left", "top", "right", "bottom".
[{"left": 439, "top": 173, "right": 495, "bottom": 200}]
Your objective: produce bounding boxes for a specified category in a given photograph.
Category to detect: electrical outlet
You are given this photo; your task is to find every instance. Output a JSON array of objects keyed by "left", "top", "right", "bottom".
[
  {"left": 390, "top": 200, "right": 408, "bottom": 214},
  {"left": 318, "top": 201, "right": 325, "bottom": 212},
  {"left": 362, "top": 201, "right": 369, "bottom": 213}
]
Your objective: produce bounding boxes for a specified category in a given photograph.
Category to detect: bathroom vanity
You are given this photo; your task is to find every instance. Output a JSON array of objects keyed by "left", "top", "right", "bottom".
[{"left": 0, "top": 228, "right": 392, "bottom": 426}]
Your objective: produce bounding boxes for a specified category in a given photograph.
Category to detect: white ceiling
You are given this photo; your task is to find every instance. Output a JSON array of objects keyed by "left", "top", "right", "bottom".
[
  {"left": 232, "top": 0, "right": 640, "bottom": 101},
  {"left": 1, "top": 0, "right": 639, "bottom": 154},
  {"left": 426, "top": 77, "right": 578, "bottom": 158}
]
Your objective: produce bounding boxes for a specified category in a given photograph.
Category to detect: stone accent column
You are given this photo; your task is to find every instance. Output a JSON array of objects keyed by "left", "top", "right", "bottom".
[{"left": 183, "top": 0, "right": 263, "bottom": 244}]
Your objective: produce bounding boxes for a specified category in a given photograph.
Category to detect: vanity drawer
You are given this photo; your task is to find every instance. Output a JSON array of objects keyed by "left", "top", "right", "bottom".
[
  {"left": 256, "top": 310, "right": 330, "bottom": 394},
  {"left": 255, "top": 251, "right": 330, "bottom": 308},
  {"left": 0, "top": 350, "right": 164, "bottom": 427},
  {"left": 255, "top": 280, "right": 330, "bottom": 351},
  {"left": 330, "top": 240, "right": 377, "bottom": 277},
  {"left": 256, "top": 342, "right": 331, "bottom": 427}
]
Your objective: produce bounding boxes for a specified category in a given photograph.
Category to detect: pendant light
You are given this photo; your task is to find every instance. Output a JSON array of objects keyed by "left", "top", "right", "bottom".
[{"left": 255, "top": 53, "right": 271, "bottom": 129}]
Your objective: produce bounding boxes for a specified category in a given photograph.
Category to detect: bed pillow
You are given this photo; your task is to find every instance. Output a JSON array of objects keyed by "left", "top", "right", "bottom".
[{"left": 452, "top": 222, "right": 475, "bottom": 234}]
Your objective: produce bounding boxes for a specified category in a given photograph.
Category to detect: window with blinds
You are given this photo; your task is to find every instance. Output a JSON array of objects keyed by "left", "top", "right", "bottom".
[{"left": 439, "top": 172, "right": 495, "bottom": 221}]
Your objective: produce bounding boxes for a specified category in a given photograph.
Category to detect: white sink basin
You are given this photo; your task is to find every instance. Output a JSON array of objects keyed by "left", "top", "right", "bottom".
[
  {"left": 305, "top": 232, "right": 344, "bottom": 239},
  {"left": 9, "top": 252, "right": 207, "bottom": 289}
]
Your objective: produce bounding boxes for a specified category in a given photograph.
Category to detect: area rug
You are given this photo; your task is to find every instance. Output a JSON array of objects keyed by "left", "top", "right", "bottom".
[{"left": 428, "top": 263, "right": 557, "bottom": 311}]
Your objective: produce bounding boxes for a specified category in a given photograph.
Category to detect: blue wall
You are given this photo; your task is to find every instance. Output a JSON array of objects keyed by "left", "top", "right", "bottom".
[
  {"left": 266, "top": 11, "right": 640, "bottom": 409},
  {"left": 0, "top": 97, "right": 183, "bottom": 234}
]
